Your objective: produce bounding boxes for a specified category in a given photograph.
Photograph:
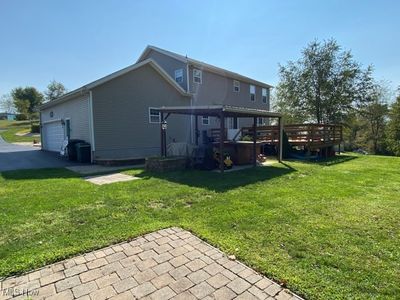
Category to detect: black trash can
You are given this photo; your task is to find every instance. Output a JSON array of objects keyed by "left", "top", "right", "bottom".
[
  {"left": 67, "top": 139, "right": 84, "bottom": 161},
  {"left": 75, "top": 142, "right": 91, "bottom": 163}
]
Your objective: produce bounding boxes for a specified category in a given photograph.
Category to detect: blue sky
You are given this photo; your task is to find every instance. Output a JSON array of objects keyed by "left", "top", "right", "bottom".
[{"left": 0, "top": 0, "right": 399, "bottom": 95}]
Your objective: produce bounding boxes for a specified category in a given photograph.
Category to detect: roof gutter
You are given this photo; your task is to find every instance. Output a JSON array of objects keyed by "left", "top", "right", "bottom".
[{"left": 40, "top": 88, "right": 89, "bottom": 110}]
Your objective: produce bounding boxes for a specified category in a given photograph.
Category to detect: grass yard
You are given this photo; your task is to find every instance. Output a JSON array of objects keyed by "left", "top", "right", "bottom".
[
  {"left": 0, "top": 120, "right": 39, "bottom": 143},
  {"left": 0, "top": 154, "right": 399, "bottom": 299}
]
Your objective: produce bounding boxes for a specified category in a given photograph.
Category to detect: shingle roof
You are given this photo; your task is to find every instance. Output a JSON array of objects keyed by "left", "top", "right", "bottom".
[{"left": 138, "top": 45, "right": 273, "bottom": 89}]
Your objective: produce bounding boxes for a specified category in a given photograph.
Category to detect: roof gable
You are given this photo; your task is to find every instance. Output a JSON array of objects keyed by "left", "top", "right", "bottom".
[
  {"left": 138, "top": 45, "right": 273, "bottom": 89},
  {"left": 40, "top": 59, "right": 190, "bottom": 110}
]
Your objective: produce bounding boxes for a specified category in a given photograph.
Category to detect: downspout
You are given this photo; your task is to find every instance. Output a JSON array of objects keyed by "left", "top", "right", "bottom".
[
  {"left": 39, "top": 111, "right": 44, "bottom": 150},
  {"left": 186, "top": 63, "right": 194, "bottom": 144},
  {"left": 88, "top": 91, "right": 96, "bottom": 163}
]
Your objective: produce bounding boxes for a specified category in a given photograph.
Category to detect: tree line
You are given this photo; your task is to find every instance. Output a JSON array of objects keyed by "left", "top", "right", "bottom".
[
  {"left": 274, "top": 39, "right": 400, "bottom": 156},
  {"left": 0, "top": 80, "right": 67, "bottom": 120}
]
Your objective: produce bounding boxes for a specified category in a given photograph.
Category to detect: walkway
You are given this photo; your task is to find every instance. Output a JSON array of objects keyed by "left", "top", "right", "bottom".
[{"left": 1, "top": 228, "right": 303, "bottom": 300}]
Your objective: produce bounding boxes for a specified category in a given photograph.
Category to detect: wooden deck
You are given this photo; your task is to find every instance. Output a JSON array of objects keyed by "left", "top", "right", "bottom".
[{"left": 210, "top": 123, "right": 343, "bottom": 150}]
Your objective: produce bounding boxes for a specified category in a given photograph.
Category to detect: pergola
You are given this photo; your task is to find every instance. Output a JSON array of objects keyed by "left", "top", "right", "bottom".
[{"left": 156, "top": 105, "right": 283, "bottom": 173}]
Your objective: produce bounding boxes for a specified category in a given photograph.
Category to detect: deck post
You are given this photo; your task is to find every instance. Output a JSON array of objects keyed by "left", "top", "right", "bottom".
[
  {"left": 278, "top": 117, "right": 283, "bottom": 162},
  {"left": 219, "top": 113, "right": 225, "bottom": 173},
  {"left": 195, "top": 115, "right": 199, "bottom": 146},
  {"left": 253, "top": 117, "right": 257, "bottom": 167}
]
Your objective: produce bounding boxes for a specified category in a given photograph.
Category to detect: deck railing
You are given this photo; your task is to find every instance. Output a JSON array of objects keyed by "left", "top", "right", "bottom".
[{"left": 210, "top": 123, "right": 343, "bottom": 148}]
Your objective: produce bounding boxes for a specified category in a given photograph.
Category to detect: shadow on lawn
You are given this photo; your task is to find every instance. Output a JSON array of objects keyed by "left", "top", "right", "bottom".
[
  {"left": 286, "top": 154, "right": 357, "bottom": 167},
  {"left": 138, "top": 164, "right": 296, "bottom": 193},
  {"left": 1, "top": 168, "right": 80, "bottom": 180}
]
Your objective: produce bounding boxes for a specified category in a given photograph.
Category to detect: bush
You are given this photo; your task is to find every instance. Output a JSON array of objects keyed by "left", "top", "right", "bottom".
[
  {"left": 15, "top": 114, "right": 28, "bottom": 121},
  {"left": 31, "top": 123, "right": 40, "bottom": 133}
]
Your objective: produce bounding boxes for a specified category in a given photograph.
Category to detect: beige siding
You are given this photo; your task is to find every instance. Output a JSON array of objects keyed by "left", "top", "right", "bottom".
[
  {"left": 91, "top": 64, "right": 191, "bottom": 160},
  {"left": 41, "top": 94, "right": 91, "bottom": 144}
]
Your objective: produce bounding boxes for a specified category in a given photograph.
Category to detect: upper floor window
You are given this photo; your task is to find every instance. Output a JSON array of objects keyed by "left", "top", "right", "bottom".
[
  {"left": 193, "top": 69, "right": 202, "bottom": 84},
  {"left": 233, "top": 80, "right": 240, "bottom": 92},
  {"left": 175, "top": 69, "right": 183, "bottom": 83},
  {"left": 149, "top": 107, "right": 161, "bottom": 124},
  {"left": 202, "top": 116, "right": 209, "bottom": 125},
  {"left": 262, "top": 88, "right": 269, "bottom": 104},
  {"left": 250, "top": 85, "right": 256, "bottom": 101}
]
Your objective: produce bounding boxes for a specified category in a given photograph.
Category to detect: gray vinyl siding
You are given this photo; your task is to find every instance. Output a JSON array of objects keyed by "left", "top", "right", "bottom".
[
  {"left": 188, "top": 66, "right": 271, "bottom": 132},
  {"left": 141, "top": 49, "right": 188, "bottom": 91},
  {"left": 91, "top": 64, "right": 191, "bottom": 160},
  {"left": 41, "top": 94, "right": 91, "bottom": 142}
]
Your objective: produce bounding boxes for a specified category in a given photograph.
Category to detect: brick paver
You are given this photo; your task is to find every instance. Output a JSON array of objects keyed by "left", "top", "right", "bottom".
[{"left": 0, "top": 228, "right": 303, "bottom": 300}]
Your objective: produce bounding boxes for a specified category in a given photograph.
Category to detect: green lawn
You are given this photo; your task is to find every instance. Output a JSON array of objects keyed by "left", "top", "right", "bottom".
[
  {"left": 0, "top": 120, "right": 39, "bottom": 143},
  {"left": 0, "top": 155, "right": 399, "bottom": 299}
]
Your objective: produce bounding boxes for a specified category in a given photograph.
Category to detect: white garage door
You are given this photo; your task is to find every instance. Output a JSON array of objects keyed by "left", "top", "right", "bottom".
[{"left": 42, "top": 121, "right": 65, "bottom": 152}]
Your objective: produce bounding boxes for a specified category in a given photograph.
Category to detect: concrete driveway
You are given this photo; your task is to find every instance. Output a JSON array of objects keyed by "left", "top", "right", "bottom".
[{"left": 0, "top": 136, "right": 82, "bottom": 172}]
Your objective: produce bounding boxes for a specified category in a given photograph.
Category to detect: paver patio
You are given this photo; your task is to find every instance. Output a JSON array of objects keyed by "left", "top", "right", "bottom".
[{"left": 0, "top": 228, "right": 303, "bottom": 300}]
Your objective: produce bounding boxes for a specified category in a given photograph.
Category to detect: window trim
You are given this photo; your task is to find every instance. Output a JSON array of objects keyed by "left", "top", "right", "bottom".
[
  {"left": 201, "top": 116, "right": 209, "bottom": 125},
  {"left": 257, "top": 117, "right": 265, "bottom": 126},
  {"left": 233, "top": 80, "right": 240, "bottom": 92},
  {"left": 148, "top": 107, "right": 161, "bottom": 124},
  {"left": 193, "top": 69, "right": 202, "bottom": 84},
  {"left": 174, "top": 68, "right": 183, "bottom": 83},
  {"left": 262, "top": 88, "right": 268, "bottom": 104},
  {"left": 250, "top": 85, "right": 256, "bottom": 101}
]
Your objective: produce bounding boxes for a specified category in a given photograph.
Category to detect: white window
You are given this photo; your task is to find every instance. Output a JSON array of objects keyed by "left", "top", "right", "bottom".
[
  {"left": 175, "top": 69, "right": 183, "bottom": 83},
  {"left": 193, "top": 69, "right": 202, "bottom": 84},
  {"left": 250, "top": 85, "right": 256, "bottom": 101},
  {"left": 233, "top": 80, "right": 240, "bottom": 92},
  {"left": 149, "top": 107, "right": 161, "bottom": 123},
  {"left": 202, "top": 116, "right": 209, "bottom": 125},
  {"left": 257, "top": 117, "right": 266, "bottom": 126},
  {"left": 262, "top": 88, "right": 269, "bottom": 104}
]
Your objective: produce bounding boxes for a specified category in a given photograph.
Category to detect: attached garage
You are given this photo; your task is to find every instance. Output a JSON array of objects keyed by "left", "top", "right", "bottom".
[
  {"left": 40, "top": 59, "right": 191, "bottom": 162},
  {"left": 40, "top": 94, "right": 92, "bottom": 155}
]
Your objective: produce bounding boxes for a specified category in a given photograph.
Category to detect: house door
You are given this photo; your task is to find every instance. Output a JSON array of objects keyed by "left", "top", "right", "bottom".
[{"left": 225, "top": 117, "right": 238, "bottom": 129}]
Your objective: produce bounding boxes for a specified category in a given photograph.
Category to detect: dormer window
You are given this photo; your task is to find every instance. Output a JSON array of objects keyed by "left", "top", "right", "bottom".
[
  {"left": 250, "top": 85, "right": 256, "bottom": 101},
  {"left": 175, "top": 69, "right": 183, "bottom": 83},
  {"left": 193, "top": 69, "right": 202, "bottom": 84},
  {"left": 233, "top": 80, "right": 240, "bottom": 92}
]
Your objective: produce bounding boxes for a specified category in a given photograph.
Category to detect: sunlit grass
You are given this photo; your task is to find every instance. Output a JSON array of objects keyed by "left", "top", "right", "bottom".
[{"left": 0, "top": 154, "right": 399, "bottom": 299}]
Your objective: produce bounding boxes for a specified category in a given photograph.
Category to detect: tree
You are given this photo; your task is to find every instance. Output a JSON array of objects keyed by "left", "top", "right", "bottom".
[
  {"left": 357, "top": 82, "right": 392, "bottom": 154},
  {"left": 342, "top": 111, "right": 365, "bottom": 151},
  {"left": 0, "top": 93, "right": 15, "bottom": 113},
  {"left": 386, "top": 91, "right": 400, "bottom": 156},
  {"left": 11, "top": 87, "right": 44, "bottom": 119},
  {"left": 44, "top": 80, "right": 67, "bottom": 102},
  {"left": 275, "top": 39, "right": 374, "bottom": 124}
]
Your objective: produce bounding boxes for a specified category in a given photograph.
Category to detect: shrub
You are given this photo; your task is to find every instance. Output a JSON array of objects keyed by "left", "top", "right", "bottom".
[
  {"left": 15, "top": 114, "right": 28, "bottom": 121},
  {"left": 31, "top": 123, "right": 40, "bottom": 133}
]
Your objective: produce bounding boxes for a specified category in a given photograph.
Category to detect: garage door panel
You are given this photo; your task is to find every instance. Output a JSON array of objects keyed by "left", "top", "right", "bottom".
[{"left": 43, "top": 122, "right": 65, "bottom": 152}]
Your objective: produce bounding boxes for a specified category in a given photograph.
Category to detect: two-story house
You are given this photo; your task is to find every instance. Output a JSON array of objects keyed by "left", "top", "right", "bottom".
[{"left": 40, "top": 45, "right": 273, "bottom": 162}]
